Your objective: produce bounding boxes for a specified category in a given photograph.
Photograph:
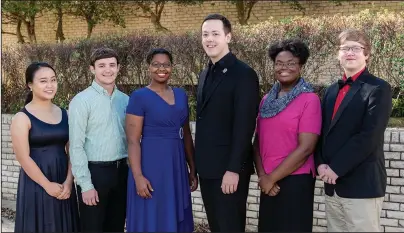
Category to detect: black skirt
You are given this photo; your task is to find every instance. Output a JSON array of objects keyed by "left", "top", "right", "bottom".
[{"left": 258, "top": 173, "right": 315, "bottom": 232}]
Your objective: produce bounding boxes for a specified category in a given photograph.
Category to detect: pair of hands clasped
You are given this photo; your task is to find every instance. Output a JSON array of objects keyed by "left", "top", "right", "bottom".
[
  {"left": 318, "top": 164, "right": 339, "bottom": 184},
  {"left": 134, "top": 170, "right": 199, "bottom": 199},
  {"left": 258, "top": 175, "right": 280, "bottom": 196},
  {"left": 43, "top": 179, "right": 73, "bottom": 200}
]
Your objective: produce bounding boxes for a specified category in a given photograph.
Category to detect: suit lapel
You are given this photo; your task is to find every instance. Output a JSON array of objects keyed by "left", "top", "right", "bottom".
[
  {"left": 327, "top": 79, "right": 364, "bottom": 135},
  {"left": 198, "top": 52, "right": 236, "bottom": 114},
  {"left": 197, "top": 68, "right": 208, "bottom": 114},
  {"left": 325, "top": 83, "right": 339, "bottom": 132},
  {"left": 200, "top": 69, "right": 227, "bottom": 113}
]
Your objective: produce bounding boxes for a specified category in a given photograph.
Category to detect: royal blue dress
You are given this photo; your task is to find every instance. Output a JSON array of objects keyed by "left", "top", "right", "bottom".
[{"left": 125, "top": 87, "right": 194, "bottom": 232}]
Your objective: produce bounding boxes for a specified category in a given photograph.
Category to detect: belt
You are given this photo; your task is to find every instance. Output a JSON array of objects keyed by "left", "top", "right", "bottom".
[
  {"left": 142, "top": 126, "right": 184, "bottom": 139},
  {"left": 88, "top": 158, "right": 127, "bottom": 168}
]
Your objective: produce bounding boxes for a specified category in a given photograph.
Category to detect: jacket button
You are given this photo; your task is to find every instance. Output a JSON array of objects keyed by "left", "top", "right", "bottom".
[{"left": 198, "top": 116, "right": 202, "bottom": 120}]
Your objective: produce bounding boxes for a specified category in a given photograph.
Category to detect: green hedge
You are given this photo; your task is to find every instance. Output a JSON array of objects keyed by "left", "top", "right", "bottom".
[{"left": 2, "top": 9, "right": 403, "bottom": 119}]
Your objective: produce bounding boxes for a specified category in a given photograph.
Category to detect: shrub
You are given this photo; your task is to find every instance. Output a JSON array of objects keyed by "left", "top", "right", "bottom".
[{"left": 2, "top": 9, "right": 403, "bottom": 119}]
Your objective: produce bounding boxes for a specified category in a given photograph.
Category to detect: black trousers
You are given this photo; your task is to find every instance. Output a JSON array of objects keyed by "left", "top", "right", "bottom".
[
  {"left": 258, "top": 173, "right": 315, "bottom": 232},
  {"left": 199, "top": 170, "right": 251, "bottom": 232},
  {"left": 77, "top": 158, "right": 128, "bottom": 232}
]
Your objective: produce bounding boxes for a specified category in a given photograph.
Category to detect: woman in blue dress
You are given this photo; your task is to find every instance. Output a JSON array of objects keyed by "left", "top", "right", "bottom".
[
  {"left": 125, "top": 48, "right": 198, "bottom": 232},
  {"left": 11, "top": 62, "right": 80, "bottom": 232}
]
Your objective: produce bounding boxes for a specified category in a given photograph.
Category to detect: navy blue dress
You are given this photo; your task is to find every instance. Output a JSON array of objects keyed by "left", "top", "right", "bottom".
[
  {"left": 125, "top": 87, "right": 194, "bottom": 232},
  {"left": 14, "top": 107, "right": 80, "bottom": 232}
]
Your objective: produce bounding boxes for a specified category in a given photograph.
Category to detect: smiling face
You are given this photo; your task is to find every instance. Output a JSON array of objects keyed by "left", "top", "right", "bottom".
[
  {"left": 201, "top": 19, "right": 231, "bottom": 63},
  {"left": 28, "top": 67, "right": 58, "bottom": 101},
  {"left": 90, "top": 57, "right": 120, "bottom": 86},
  {"left": 274, "top": 51, "right": 302, "bottom": 86},
  {"left": 149, "top": 53, "right": 172, "bottom": 84},
  {"left": 338, "top": 40, "right": 368, "bottom": 73}
]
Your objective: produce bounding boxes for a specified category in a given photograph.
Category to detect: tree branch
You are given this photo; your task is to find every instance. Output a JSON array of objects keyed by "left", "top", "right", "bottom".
[
  {"left": 137, "top": 2, "right": 152, "bottom": 14},
  {"left": 246, "top": 0, "right": 258, "bottom": 22},
  {"left": 157, "top": 1, "right": 165, "bottom": 17},
  {"left": 133, "top": 14, "right": 151, "bottom": 19},
  {"left": 1, "top": 29, "right": 27, "bottom": 38},
  {"left": 1, "top": 30, "right": 18, "bottom": 36}
]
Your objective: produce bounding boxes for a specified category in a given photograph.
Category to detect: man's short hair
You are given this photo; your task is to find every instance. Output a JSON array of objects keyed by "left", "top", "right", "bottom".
[
  {"left": 90, "top": 47, "right": 120, "bottom": 66},
  {"left": 337, "top": 29, "right": 371, "bottom": 58},
  {"left": 202, "top": 13, "right": 232, "bottom": 34}
]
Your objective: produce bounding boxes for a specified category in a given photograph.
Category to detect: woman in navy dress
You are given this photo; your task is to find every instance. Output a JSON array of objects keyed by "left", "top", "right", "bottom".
[
  {"left": 125, "top": 48, "right": 198, "bottom": 232},
  {"left": 11, "top": 62, "right": 80, "bottom": 232}
]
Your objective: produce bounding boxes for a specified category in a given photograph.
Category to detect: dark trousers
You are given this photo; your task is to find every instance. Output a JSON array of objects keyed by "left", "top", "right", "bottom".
[
  {"left": 258, "top": 173, "right": 315, "bottom": 232},
  {"left": 77, "top": 159, "right": 128, "bottom": 232},
  {"left": 199, "top": 170, "right": 251, "bottom": 232}
]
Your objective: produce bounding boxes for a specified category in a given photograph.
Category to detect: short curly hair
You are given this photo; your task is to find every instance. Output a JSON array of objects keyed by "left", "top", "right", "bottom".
[
  {"left": 268, "top": 38, "right": 310, "bottom": 65},
  {"left": 146, "top": 48, "right": 173, "bottom": 65}
]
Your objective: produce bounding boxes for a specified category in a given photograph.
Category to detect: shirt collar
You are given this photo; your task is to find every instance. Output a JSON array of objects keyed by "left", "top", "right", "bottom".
[
  {"left": 91, "top": 80, "right": 117, "bottom": 96},
  {"left": 343, "top": 66, "right": 366, "bottom": 81},
  {"left": 208, "top": 51, "right": 235, "bottom": 69}
]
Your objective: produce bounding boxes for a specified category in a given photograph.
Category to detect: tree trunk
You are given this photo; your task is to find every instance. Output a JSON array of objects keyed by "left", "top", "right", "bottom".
[
  {"left": 55, "top": 4, "right": 65, "bottom": 43},
  {"left": 238, "top": 16, "right": 248, "bottom": 25},
  {"left": 235, "top": 0, "right": 257, "bottom": 25},
  {"left": 150, "top": 13, "right": 169, "bottom": 32},
  {"left": 151, "top": 2, "right": 170, "bottom": 32},
  {"left": 25, "top": 16, "right": 36, "bottom": 43},
  {"left": 235, "top": 1, "right": 247, "bottom": 25},
  {"left": 26, "top": 0, "right": 37, "bottom": 43},
  {"left": 86, "top": 21, "right": 94, "bottom": 38},
  {"left": 16, "top": 19, "right": 25, "bottom": 44}
]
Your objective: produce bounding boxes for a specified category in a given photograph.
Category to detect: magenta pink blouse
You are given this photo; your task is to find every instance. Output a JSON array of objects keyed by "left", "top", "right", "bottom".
[{"left": 256, "top": 93, "right": 322, "bottom": 177}]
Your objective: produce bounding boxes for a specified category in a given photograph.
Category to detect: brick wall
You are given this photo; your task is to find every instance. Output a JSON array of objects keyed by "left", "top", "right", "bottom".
[
  {"left": 1, "top": 114, "right": 20, "bottom": 200},
  {"left": 2, "top": 1, "right": 403, "bottom": 45},
  {"left": 2, "top": 113, "right": 404, "bottom": 231}
]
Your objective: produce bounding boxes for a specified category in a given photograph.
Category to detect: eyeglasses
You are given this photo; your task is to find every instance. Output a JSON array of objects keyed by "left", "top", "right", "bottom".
[
  {"left": 339, "top": 46, "right": 365, "bottom": 53},
  {"left": 274, "top": 62, "right": 298, "bottom": 69},
  {"left": 151, "top": 62, "right": 172, "bottom": 69}
]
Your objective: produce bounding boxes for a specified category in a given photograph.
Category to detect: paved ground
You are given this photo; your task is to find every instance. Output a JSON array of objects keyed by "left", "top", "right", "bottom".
[
  {"left": 1, "top": 199, "right": 16, "bottom": 232},
  {"left": 0, "top": 199, "right": 210, "bottom": 232},
  {"left": 2, "top": 217, "right": 14, "bottom": 232},
  {"left": 0, "top": 199, "right": 211, "bottom": 232}
]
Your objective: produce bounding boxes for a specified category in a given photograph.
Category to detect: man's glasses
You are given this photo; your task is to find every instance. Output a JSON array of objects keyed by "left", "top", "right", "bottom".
[{"left": 339, "top": 46, "right": 365, "bottom": 53}]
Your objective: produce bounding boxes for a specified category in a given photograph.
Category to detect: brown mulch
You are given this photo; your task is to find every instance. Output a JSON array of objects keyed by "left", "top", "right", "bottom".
[
  {"left": 194, "top": 222, "right": 210, "bottom": 232},
  {"left": 1, "top": 207, "right": 16, "bottom": 221}
]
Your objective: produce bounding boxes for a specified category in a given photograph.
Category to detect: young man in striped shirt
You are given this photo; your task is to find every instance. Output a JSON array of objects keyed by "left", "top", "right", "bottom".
[{"left": 69, "top": 47, "right": 129, "bottom": 232}]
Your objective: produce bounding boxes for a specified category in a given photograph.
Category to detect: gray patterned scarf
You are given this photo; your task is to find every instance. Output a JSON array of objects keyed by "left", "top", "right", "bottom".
[{"left": 260, "top": 78, "right": 314, "bottom": 118}]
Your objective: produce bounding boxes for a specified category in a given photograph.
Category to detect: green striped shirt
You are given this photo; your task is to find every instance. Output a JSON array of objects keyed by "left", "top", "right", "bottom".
[{"left": 68, "top": 80, "right": 129, "bottom": 192}]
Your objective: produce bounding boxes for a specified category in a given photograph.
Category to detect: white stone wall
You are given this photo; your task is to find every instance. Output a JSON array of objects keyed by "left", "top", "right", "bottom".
[
  {"left": 1, "top": 114, "right": 20, "bottom": 200},
  {"left": 2, "top": 114, "right": 404, "bottom": 231}
]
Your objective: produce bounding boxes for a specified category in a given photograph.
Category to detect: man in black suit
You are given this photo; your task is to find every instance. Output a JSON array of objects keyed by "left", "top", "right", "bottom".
[
  {"left": 315, "top": 29, "right": 392, "bottom": 231},
  {"left": 194, "top": 14, "right": 260, "bottom": 232}
]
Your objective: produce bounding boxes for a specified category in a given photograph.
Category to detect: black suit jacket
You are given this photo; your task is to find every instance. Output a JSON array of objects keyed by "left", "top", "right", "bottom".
[
  {"left": 315, "top": 68, "right": 392, "bottom": 198},
  {"left": 194, "top": 52, "right": 260, "bottom": 179}
]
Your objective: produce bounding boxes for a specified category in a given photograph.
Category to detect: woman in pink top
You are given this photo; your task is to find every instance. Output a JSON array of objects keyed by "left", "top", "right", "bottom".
[{"left": 254, "top": 39, "right": 322, "bottom": 232}]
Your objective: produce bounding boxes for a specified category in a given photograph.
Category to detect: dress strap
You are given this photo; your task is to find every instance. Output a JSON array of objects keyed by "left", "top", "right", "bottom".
[{"left": 21, "top": 107, "right": 34, "bottom": 120}]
